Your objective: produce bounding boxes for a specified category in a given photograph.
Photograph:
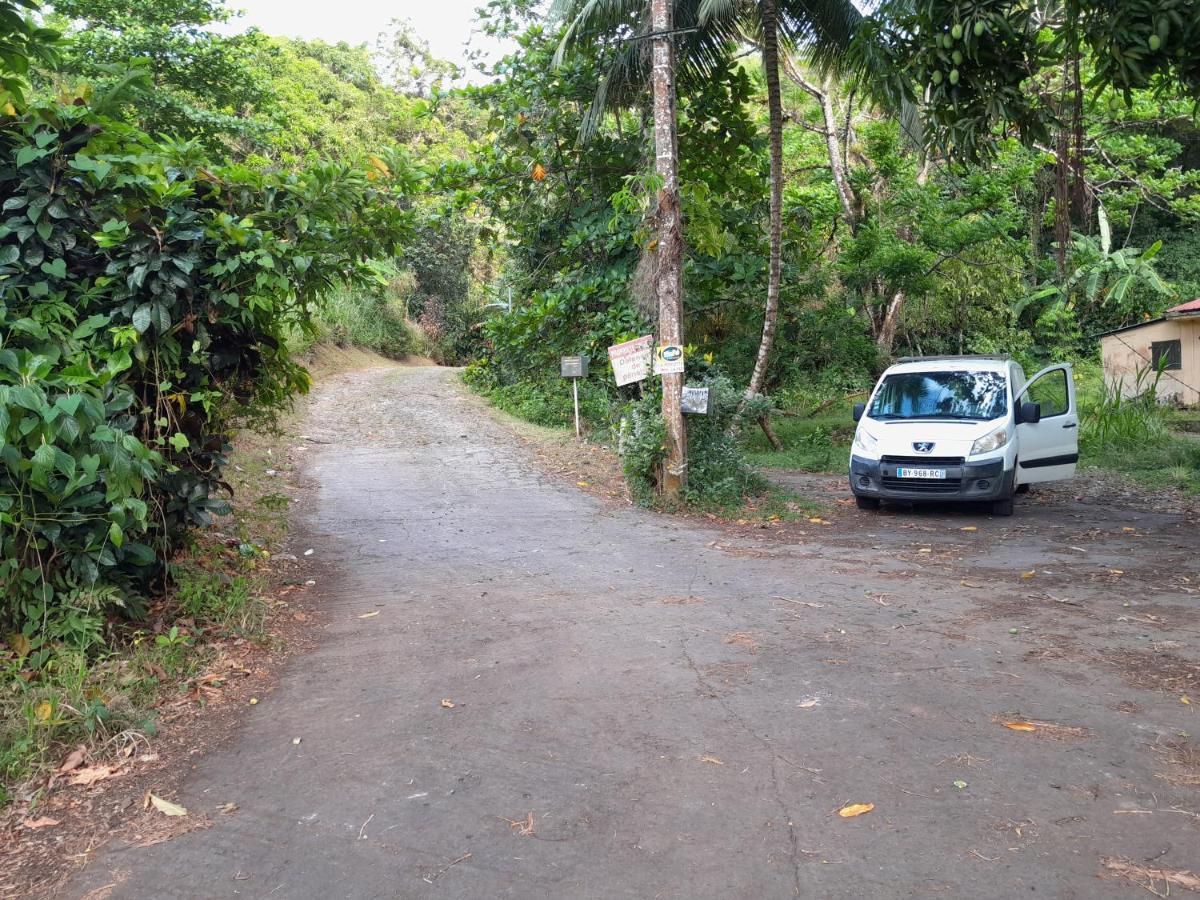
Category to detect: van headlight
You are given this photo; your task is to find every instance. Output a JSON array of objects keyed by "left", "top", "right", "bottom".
[
  {"left": 970, "top": 424, "right": 1010, "bottom": 456},
  {"left": 853, "top": 427, "right": 879, "bottom": 455}
]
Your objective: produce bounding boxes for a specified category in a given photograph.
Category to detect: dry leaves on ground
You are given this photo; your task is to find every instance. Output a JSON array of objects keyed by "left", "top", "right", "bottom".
[
  {"left": 724, "top": 632, "right": 759, "bottom": 652},
  {"left": 147, "top": 794, "right": 187, "bottom": 817},
  {"left": 1101, "top": 857, "right": 1200, "bottom": 894},
  {"left": 838, "top": 803, "right": 875, "bottom": 818},
  {"left": 998, "top": 719, "right": 1088, "bottom": 739},
  {"left": 67, "top": 764, "right": 124, "bottom": 787},
  {"left": 500, "top": 811, "right": 536, "bottom": 836},
  {"left": 21, "top": 817, "right": 60, "bottom": 830}
]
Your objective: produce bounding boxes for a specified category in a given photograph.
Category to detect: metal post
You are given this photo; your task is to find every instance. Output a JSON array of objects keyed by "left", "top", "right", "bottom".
[{"left": 572, "top": 378, "right": 581, "bottom": 439}]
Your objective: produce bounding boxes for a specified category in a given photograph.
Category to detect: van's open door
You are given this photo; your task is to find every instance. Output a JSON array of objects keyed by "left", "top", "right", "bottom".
[{"left": 1015, "top": 363, "right": 1079, "bottom": 485}]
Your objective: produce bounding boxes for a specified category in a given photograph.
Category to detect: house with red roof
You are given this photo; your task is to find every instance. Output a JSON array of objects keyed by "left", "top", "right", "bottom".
[{"left": 1099, "top": 300, "right": 1200, "bottom": 405}]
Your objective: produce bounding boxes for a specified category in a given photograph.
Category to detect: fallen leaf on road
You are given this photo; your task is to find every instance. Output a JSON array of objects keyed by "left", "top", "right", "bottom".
[
  {"left": 218, "top": 802, "right": 239, "bottom": 814},
  {"left": 22, "top": 816, "right": 59, "bottom": 830},
  {"left": 1020, "top": 570, "right": 1036, "bottom": 579},
  {"left": 1002, "top": 721, "right": 1038, "bottom": 732},
  {"left": 1109, "top": 569, "right": 1124, "bottom": 576},
  {"left": 68, "top": 764, "right": 121, "bottom": 786},
  {"left": 358, "top": 611, "right": 379, "bottom": 619},
  {"left": 1122, "top": 527, "right": 1136, "bottom": 534},
  {"left": 440, "top": 699, "right": 456, "bottom": 709},
  {"left": 149, "top": 794, "right": 187, "bottom": 817},
  {"left": 798, "top": 699, "right": 819, "bottom": 709},
  {"left": 960, "top": 580, "right": 983, "bottom": 589},
  {"left": 808, "top": 517, "right": 830, "bottom": 525},
  {"left": 699, "top": 755, "right": 724, "bottom": 765},
  {"left": 960, "top": 526, "right": 977, "bottom": 532},
  {"left": 248, "top": 697, "right": 258, "bottom": 705},
  {"left": 57, "top": 745, "right": 86, "bottom": 774},
  {"left": 918, "top": 548, "right": 932, "bottom": 554},
  {"left": 838, "top": 803, "right": 874, "bottom": 818},
  {"left": 953, "top": 780, "right": 968, "bottom": 790},
  {"left": 1182, "top": 696, "right": 1192, "bottom": 705},
  {"left": 576, "top": 481, "right": 589, "bottom": 487}
]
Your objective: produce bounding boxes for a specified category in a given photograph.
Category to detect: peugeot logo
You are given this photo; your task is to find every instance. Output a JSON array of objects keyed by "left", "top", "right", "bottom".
[{"left": 913, "top": 442, "right": 935, "bottom": 453}]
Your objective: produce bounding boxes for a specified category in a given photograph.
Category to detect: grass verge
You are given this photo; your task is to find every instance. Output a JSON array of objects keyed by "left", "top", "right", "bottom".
[{"left": 0, "top": 422, "right": 293, "bottom": 810}]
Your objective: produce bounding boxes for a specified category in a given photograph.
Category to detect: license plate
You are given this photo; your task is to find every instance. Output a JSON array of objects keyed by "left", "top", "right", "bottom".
[{"left": 896, "top": 467, "right": 946, "bottom": 479}]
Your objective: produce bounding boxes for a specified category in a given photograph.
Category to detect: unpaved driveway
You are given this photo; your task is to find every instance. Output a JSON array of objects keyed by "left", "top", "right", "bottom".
[{"left": 73, "top": 366, "right": 1199, "bottom": 898}]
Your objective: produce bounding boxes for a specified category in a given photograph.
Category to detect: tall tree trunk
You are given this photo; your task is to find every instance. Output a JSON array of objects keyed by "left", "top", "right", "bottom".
[
  {"left": 742, "top": 0, "right": 784, "bottom": 405},
  {"left": 876, "top": 290, "right": 906, "bottom": 353},
  {"left": 650, "top": 0, "right": 687, "bottom": 496}
]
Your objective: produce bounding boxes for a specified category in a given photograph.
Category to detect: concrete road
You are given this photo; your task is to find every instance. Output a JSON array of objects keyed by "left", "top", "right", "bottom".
[{"left": 72, "top": 366, "right": 1200, "bottom": 899}]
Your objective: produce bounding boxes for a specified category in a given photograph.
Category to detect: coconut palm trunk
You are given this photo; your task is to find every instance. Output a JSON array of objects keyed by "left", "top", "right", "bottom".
[
  {"left": 742, "top": 0, "right": 784, "bottom": 405},
  {"left": 650, "top": 0, "right": 688, "bottom": 496}
]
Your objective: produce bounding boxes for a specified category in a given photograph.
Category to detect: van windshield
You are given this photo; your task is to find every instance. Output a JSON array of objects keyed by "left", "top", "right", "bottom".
[{"left": 868, "top": 370, "right": 1008, "bottom": 422}]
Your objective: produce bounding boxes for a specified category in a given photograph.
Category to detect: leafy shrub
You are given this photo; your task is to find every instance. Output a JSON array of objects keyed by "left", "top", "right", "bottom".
[
  {"left": 0, "top": 99, "right": 415, "bottom": 635},
  {"left": 621, "top": 375, "right": 764, "bottom": 507}
]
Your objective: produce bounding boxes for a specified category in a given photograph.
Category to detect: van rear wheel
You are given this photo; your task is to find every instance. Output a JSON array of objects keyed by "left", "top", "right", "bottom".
[
  {"left": 856, "top": 495, "right": 881, "bottom": 511},
  {"left": 991, "top": 497, "right": 1014, "bottom": 517}
]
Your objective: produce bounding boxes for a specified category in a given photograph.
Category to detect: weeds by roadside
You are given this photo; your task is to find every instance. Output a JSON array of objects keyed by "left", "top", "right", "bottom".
[
  {"left": 0, "top": 434, "right": 289, "bottom": 810},
  {"left": 1078, "top": 364, "right": 1200, "bottom": 493}
]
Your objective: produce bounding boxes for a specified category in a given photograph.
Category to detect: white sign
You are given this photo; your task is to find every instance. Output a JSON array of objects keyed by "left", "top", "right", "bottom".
[
  {"left": 653, "top": 344, "right": 685, "bottom": 376},
  {"left": 607, "top": 335, "right": 653, "bottom": 386},
  {"left": 682, "top": 386, "right": 709, "bottom": 414}
]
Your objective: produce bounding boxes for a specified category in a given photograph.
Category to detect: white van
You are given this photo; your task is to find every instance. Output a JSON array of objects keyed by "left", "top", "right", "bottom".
[{"left": 849, "top": 356, "right": 1078, "bottom": 516}]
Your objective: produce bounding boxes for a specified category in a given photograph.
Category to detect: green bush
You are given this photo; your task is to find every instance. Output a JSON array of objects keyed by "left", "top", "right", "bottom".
[
  {"left": 0, "top": 99, "right": 415, "bottom": 638},
  {"left": 464, "top": 359, "right": 614, "bottom": 430},
  {"left": 621, "top": 375, "right": 764, "bottom": 508}
]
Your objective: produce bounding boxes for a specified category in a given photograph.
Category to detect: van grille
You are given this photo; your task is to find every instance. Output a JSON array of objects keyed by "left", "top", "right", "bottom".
[
  {"left": 881, "top": 476, "right": 962, "bottom": 493},
  {"left": 881, "top": 455, "right": 965, "bottom": 467}
]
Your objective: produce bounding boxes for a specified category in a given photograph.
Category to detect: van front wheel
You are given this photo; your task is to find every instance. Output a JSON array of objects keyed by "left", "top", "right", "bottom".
[
  {"left": 856, "top": 495, "right": 881, "bottom": 511},
  {"left": 991, "top": 497, "right": 1014, "bottom": 517}
]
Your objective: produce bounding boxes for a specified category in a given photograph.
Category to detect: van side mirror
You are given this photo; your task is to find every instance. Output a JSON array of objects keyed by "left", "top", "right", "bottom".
[
  {"left": 852, "top": 403, "right": 866, "bottom": 422},
  {"left": 1018, "top": 401, "right": 1041, "bottom": 424}
]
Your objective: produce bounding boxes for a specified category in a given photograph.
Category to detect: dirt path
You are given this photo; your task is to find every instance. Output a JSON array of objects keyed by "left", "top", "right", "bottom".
[{"left": 71, "top": 367, "right": 1199, "bottom": 899}]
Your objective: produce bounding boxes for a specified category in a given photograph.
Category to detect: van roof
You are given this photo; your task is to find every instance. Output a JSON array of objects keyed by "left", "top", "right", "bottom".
[{"left": 885, "top": 355, "right": 1012, "bottom": 375}]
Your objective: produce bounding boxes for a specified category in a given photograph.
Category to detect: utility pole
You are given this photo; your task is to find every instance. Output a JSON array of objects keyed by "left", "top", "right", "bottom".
[{"left": 650, "top": 0, "right": 687, "bottom": 497}]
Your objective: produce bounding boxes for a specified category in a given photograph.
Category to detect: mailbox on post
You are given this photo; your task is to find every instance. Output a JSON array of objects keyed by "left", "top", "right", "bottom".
[
  {"left": 561, "top": 355, "right": 589, "bottom": 379},
  {"left": 561, "top": 355, "right": 590, "bottom": 438}
]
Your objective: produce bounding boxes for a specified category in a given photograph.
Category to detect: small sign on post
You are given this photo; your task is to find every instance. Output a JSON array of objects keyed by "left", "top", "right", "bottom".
[
  {"left": 653, "top": 344, "right": 685, "bottom": 376},
  {"left": 560, "top": 355, "right": 589, "bottom": 438},
  {"left": 681, "top": 386, "right": 709, "bottom": 414},
  {"left": 607, "top": 335, "right": 653, "bottom": 386},
  {"left": 560, "top": 355, "right": 589, "bottom": 379}
]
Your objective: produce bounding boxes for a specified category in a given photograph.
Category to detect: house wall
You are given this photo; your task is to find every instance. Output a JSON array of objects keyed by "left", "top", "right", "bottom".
[{"left": 1100, "top": 318, "right": 1200, "bottom": 406}]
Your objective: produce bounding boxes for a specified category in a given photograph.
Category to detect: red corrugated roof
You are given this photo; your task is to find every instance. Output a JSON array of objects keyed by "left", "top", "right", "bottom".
[{"left": 1166, "top": 298, "right": 1200, "bottom": 315}]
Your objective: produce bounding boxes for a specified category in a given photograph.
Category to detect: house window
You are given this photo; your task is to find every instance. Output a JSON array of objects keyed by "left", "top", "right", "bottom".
[{"left": 1151, "top": 339, "right": 1182, "bottom": 371}]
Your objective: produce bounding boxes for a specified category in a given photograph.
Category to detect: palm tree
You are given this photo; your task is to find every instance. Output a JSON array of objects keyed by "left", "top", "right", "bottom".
[
  {"left": 553, "top": 0, "right": 861, "bottom": 434},
  {"left": 695, "top": 0, "right": 860, "bottom": 412}
]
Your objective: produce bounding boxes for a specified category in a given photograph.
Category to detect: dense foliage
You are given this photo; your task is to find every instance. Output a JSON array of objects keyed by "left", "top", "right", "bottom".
[{"left": 0, "top": 97, "right": 415, "bottom": 636}]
